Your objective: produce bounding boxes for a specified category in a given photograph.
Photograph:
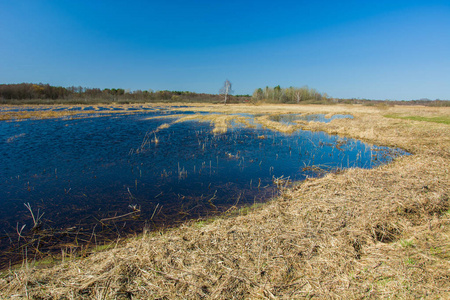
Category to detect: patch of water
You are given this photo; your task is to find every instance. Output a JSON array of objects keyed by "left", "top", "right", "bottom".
[{"left": 0, "top": 111, "right": 407, "bottom": 266}]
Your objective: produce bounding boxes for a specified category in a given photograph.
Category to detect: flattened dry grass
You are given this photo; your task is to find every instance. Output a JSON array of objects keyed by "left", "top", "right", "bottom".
[
  {"left": 253, "top": 115, "right": 300, "bottom": 133},
  {"left": 150, "top": 113, "right": 256, "bottom": 134},
  {"left": 0, "top": 103, "right": 164, "bottom": 120},
  {"left": 0, "top": 110, "right": 100, "bottom": 120},
  {"left": 1, "top": 104, "right": 449, "bottom": 299}
]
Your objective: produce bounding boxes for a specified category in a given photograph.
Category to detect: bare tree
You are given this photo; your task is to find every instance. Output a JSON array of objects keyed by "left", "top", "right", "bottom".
[
  {"left": 219, "top": 79, "right": 233, "bottom": 104},
  {"left": 295, "top": 90, "right": 302, "bottom": 103}
]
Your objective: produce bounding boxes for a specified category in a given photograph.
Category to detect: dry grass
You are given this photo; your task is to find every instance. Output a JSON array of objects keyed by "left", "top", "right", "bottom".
[
  {"left": 175, "top": 114, "right": 256, "bottom": 134},
  {"left": 0, "top": 110, "right": 100, "bottom": 120},
  {"left": 149, "top": 113, "right": 256, "bottom": 134},
  {"left": 253, "top": 115, "right": 301, "bottom": 133},
  {"left": 0, "top": 103, "right": 168, "bottom": 121},
  {"left": 1, "top": 104, "right": 449, "bottom": 299}
]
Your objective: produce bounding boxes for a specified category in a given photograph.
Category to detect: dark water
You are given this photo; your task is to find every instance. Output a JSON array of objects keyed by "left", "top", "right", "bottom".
[{"left": 0, "top": 112, "right": 407, "bottom": 266}]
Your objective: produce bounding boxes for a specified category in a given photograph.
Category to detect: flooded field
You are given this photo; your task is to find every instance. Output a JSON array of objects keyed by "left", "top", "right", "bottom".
[{"left": 0, "top": 108, "right": 407, "bottom": 267}]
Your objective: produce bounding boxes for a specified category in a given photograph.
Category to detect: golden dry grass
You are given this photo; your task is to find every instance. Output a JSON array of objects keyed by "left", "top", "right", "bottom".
[
  {"left": 0, "top": 103, "right": 168, "bottom": 121},
  {"left": 149, "top": 113, "right": 256, "bottom": 134},
  {"left": 0, "top": 103, "right": 449, "bottom": 299},
  {"left": 253, "top": 115, "right": 301, "bottom": 133},
  {"left": 0, "top": 109, "right": 100, "bottom": 120}
]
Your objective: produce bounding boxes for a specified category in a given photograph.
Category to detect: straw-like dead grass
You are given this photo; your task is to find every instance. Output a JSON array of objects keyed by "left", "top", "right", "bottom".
[
  {"left": 150, "top": 113, "right": 256, "bottom": 134},
  {"left": 0, "top": 103, "right": 167, "bottom": 121},
  {"left": 253, "top": 115, "right": 300, "bottom": 133},
  {"left": 1, "top": 104, "right": 449, "bottom": 299},
  {"left": 0, "top": 110, "right": 101, "bottom": 120}
]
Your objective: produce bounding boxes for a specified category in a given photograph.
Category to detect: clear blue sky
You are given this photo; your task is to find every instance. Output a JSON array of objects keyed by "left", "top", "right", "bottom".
[{"left": 1, "top": 0, "right": 449, "bottom": 100}]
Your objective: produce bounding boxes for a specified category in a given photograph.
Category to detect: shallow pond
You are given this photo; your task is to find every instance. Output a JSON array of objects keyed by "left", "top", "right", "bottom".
[{"left": 0, "top": 110, "right": 407, "bottom": 266}]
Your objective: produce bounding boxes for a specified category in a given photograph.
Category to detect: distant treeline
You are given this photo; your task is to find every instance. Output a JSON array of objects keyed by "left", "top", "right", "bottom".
[
  {"left": 0, "top": 83, "right": 250, "bottom": 105},
  {"left": 252, "top": 85, "right": 326, "bottom": 103},
  {"left": 251, "top": 85, "right": 449, "bottom": 106},
  {"left": 0, "top": 83, "right": 448, "bottom": 106}
]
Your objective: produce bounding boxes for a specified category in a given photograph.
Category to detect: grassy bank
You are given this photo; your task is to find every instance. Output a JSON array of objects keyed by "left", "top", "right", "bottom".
[
  {"left": 0, "top": 104, "right": 449, "bottom": 299},
  {"left": 384, "top": 113, "right": 450, "bottom": 125}
]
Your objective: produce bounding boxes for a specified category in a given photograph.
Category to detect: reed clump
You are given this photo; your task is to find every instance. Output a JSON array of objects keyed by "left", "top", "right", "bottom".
[{"left": 1, "top": 104, "right": 449, "bottom": 299}]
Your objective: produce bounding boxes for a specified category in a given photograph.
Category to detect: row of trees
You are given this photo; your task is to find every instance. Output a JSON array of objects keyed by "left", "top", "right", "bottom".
[
  {"left": 252, "top": 85, "right": 327, "bottom": 103},
  {"left": 2, "top": 83, "right": 447, "bottom": 106},
  {"left": 0, "top": 83, "right": 72, "bottom": 100},
  {"left": 0, "top": 83, "right": 248, "bottom": 104}
]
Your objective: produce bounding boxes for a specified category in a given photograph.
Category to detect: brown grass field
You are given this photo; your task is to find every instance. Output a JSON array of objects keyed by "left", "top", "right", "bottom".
[{"left": 0, "top": 103, "right": 449, "bottom": 299}]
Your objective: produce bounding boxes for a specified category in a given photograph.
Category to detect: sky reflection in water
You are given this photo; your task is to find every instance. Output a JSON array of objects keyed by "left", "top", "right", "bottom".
[{"left": 0, "top": 112, "right": 406, "bottom": 252}]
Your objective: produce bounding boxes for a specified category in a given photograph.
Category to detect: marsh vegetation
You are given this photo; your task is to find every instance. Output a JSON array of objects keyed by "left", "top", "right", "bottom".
[
  {"left": 0, "top": 103, "right": 448, "bottom": 299},
  {"left": 0, "top": 106, "right": 405, "bottom": 269}
]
